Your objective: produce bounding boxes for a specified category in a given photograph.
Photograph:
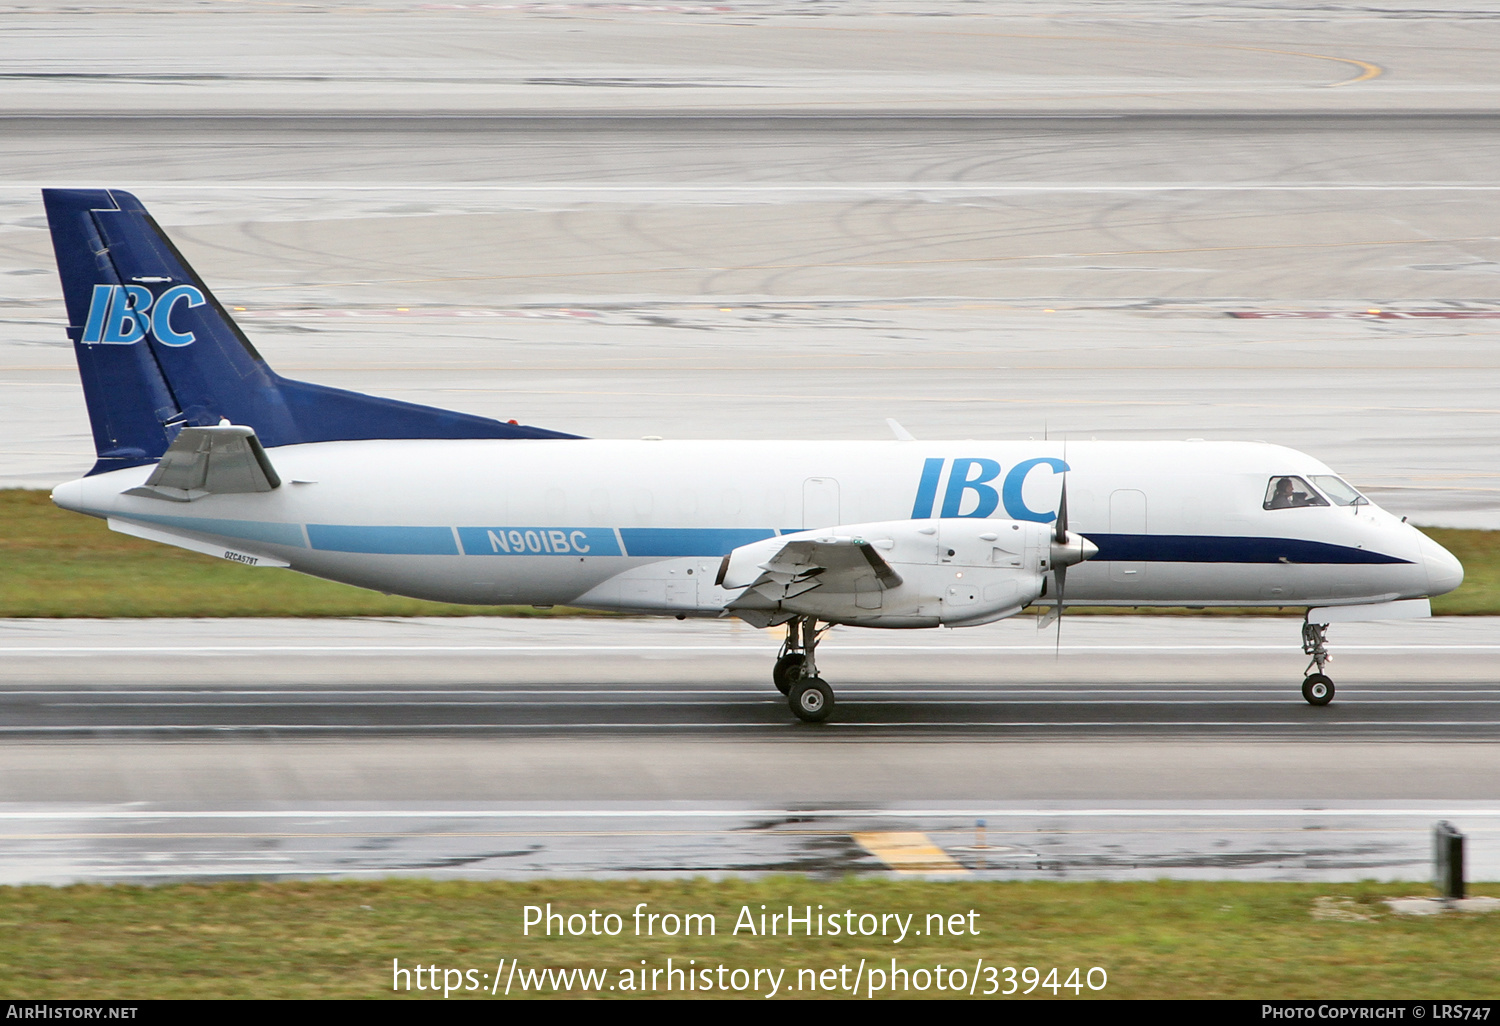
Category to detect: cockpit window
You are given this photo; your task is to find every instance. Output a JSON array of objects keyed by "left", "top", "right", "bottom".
[
  {"left": 1310, "top": 475, "right": 1365, "bottom": 507},
  {"left": 1264, "top": 475, "right": 1329, "bottom": 510}
]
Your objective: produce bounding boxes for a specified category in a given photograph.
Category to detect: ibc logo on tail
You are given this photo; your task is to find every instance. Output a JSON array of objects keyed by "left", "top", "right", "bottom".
[{"left": 79, "top": 283, "right": 206, "bottom": 346}]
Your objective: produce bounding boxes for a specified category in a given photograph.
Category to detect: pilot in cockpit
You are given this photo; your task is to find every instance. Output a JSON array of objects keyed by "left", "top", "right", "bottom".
[
  {"left": 1268, "top": 477, "right": 1298, "bottom": 509},
  {"left": 1265, "top": 475, "right": 1329, "bottom": 510}
]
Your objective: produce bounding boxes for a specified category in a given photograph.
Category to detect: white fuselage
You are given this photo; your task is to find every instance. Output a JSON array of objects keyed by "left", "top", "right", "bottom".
[{"left": 52, "top": 438, "right": 1462, "bottom": 621}]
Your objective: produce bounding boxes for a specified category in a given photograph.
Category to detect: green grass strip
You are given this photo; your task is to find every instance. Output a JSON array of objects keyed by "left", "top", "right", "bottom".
[
  {"left": 1, "top": 879, "right": 1496, "bottom": 999},
  {"left": 0, "top": 489, "right": 577, "bottom": 618},
  {"left": 3, "top": 488, "right": 1497, "bottom": 617}
]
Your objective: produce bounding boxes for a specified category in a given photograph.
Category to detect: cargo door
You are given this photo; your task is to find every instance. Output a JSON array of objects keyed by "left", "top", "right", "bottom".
[
  {"left": 802, "top": 477, "right": 841, "bottom": 530},
  {"left": 1109, "top": 488, "right": 1148, "bottom": 583}
]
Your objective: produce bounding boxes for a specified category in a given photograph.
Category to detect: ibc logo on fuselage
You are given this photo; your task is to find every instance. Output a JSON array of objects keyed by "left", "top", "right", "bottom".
[
  {"left": 912, "top": 456, "right": 1070, "bottom": 523},
  {"left": 79, "top": 283, "right": 206, "bottom": 346}
]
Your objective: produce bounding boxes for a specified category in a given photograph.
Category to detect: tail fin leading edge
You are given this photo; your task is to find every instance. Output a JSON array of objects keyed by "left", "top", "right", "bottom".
[{"left": 44, "top": 188, "right": 578, "bottom": 476}]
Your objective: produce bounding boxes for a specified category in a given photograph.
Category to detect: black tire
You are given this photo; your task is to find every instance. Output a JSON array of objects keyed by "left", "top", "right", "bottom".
[
  {"left": 772, "top": 653, "right": 806, "bottom": 695},
  {"left": 788, "top": 677, "right": 835, "bottom": 723},
  {"left": 1302, "top": 673, "right": 1334, "bottom": 706}
]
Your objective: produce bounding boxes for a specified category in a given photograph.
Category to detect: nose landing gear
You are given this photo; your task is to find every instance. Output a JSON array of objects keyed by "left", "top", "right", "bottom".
[
  {"left": 775, "top": 617, "right": 835, "bottom": 722},
  {"left": 1301, "top": 620, "right": 1335, "bottom": 706}
]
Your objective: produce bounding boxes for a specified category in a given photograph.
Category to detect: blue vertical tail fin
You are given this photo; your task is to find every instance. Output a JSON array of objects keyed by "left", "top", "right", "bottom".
[{"left": 44, "top": 188, "right": 578, "bottom": 476}]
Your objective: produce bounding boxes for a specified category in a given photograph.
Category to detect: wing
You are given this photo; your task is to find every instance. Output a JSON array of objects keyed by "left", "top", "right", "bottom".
[{"left": 726, "top": 535, "right": 903, "bottom": 607}]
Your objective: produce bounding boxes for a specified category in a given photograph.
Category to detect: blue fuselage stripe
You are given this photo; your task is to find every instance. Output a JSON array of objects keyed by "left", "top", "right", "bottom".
[
  {"left": 111, "top": 511, "right": 307, "bottom": 548},
  {"left": 306, "top": 524, "right": 458, "bottom": 555},
  {"left": 456, "top": 526, "right": 621, "bottom": 557},
  {"left": 618, "top": 528, "right": 777, "bottom": 558},
  {"left": 1089, "top": 533, "right": 1411, "bottom": 565},
  {"left": 101, "top": 514, "right": 1413, "bottom": 566}
]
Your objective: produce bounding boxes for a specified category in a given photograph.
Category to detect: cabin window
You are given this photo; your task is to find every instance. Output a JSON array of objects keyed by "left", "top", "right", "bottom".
[
  {"left": 1309, "top": 475, "right": 1365, "bottom": 507},
  {"left": 1263, "top": 475, "right": 1329, "bottom": 510}
]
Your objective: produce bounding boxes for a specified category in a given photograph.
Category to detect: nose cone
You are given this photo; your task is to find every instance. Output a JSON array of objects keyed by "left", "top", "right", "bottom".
[
  {"left": 1417, "top": 531, "right": 1464, "bottom": 597},
  {"left": 51, "top": 478, "right": 85, "bottom": 513}
]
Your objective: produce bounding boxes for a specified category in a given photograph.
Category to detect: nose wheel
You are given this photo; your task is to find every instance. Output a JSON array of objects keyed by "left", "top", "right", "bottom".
[
  {"left": 1300, "top": 620, "right": 1335, "bottom": 706},
  {"left": 775, "top": 617, "right": 836, "bottom": 722}
]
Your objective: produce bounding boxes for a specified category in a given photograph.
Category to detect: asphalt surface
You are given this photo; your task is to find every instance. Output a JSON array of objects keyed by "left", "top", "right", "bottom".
[
  {"left": 0, "top": 617, "right": 1496, "bottom": 883},
  {"left": 7, "top": 678, "right": 1500, "bottom": 740},
  {"left": 3, "top": 802, "right": 1497, "bottom": 886},
  {"left": 2, "top": 615, "right": 1497, "bottom": 738},
  {"left": 0, "top": 2, "right": 1497, "bottom": 885}
]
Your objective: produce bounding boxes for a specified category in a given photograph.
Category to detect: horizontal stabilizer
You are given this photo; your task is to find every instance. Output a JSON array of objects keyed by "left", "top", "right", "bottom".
[{"left": 123, "top": 425, "right": 280, "bottom": 502}]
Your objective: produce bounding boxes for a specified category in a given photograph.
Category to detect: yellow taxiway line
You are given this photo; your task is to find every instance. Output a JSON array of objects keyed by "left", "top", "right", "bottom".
[{"left": 852, "top": 831, "right": 969, "bottom": 875}]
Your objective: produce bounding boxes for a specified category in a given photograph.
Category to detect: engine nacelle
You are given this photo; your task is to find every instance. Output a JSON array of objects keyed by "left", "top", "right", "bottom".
[{"left": 722, "top": 518, "right": 1067, "bottom": 627}]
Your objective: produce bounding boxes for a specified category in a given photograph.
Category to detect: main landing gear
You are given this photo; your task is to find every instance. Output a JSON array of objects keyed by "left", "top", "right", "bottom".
[
  {"left": 775, "top": 616, "right": 835, "bottom": 723},
  {"left": 1301, "top": 620, "right": 1335, "bottom": 706}
]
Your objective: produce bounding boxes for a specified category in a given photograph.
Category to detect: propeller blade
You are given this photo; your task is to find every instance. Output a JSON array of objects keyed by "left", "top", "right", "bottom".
[
  {"left": 1048, "top": 469, "right": 1070, "bottom": 648},
  {"left": 1053, "top": 562, "right": 1067, "bottom": 656},
  {"left": 1038, "top": 564, "right": 1062, "bottom": 630},
  {"left": 1055, "top": 473, "right": 1069, "bottom": 545},
  {"left": 1038, "top": 599, "right": 1058, "bottom": 628}
]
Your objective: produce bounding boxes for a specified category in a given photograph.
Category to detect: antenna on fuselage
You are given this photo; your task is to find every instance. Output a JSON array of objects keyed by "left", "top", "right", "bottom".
[{"left": 885, "top": 418, "right": 916, "bottom": 441}]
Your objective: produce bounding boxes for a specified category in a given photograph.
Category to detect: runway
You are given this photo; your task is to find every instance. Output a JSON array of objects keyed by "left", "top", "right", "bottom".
[
  {"left": 0, "top": 617, "right": 1497, "bottom": 883},
  {"left": 7, "top": 679, "right": 1500, "bottom": 739},
  {"left": 3, "top": 618, "right": 1500, "bottom": 740},
  {"left": 3, "top": 803, "right": 1498, "bottom": 886}
]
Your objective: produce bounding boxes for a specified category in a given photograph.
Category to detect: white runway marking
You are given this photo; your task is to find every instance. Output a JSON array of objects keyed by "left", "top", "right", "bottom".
[
  {"left": 36, "top": 699, "right": 1500, "bottom": 707},
  {"left": 11, "top": 690, "right": 1500, "bottom": 696},
  {"left": 3, "top": 721, "right": 1497, "bottom": 733},
  {"left": 1, "top": 807, "right": 1496, "bottom": 821},
  {"left": 6, "top": 644, "right": 1499, "bottom": 653},
  {"left": 10, "top": 182, "right": 1500, "bottom": 194}
]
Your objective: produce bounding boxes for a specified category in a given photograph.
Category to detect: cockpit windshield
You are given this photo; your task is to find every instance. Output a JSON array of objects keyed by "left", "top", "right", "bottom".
[
  {"left": 1264, "top": 475, "right": 1329, "bottom": 510},
  {"left": 1309, "top": 475, "right": 1366, "bottom": 507}
]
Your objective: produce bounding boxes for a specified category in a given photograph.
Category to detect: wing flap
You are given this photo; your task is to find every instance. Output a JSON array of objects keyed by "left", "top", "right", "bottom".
[
  {"left": 729, "top": 534, "right": 903, "bottom": 609},
  {"left": 1307, "top": 597, "right": 1429, "bottom": 623}
]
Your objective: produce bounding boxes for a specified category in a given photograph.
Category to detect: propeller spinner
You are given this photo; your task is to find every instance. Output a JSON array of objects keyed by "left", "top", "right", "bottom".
[{"left": 1038, "top": 475, "right": 1099, "bottom": 637}]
